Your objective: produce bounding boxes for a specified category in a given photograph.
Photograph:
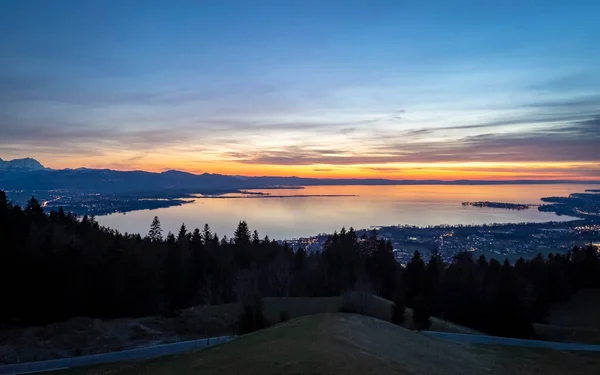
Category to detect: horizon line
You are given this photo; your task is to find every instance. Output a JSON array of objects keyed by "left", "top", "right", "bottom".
[{"left": 19, "top": 167, "right": 600, "bottom": 185}]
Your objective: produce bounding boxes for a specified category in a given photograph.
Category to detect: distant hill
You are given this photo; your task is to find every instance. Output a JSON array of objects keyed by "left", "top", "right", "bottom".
[
  {"left": 1, "top": 157, "right": 598, "bottom": 194},
  {"left": 0, "top": 167, "right": 247, "bottom": 194},
  {"left": 0, "top": 157, "right": 46, "bottom": 172}
]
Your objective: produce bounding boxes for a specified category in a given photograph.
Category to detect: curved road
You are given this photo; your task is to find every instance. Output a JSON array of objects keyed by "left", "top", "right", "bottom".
[
  {"left": 423, "top": 331, "right": 600, "bottom": 351},
  {"left": 0, "top": 336, "right": 234, "bottom": 375}
]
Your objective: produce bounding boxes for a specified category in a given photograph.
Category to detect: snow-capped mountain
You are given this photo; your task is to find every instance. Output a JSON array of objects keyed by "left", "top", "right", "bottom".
[{"left": 0, "top": 157, "right": 46, "bottom": 171}]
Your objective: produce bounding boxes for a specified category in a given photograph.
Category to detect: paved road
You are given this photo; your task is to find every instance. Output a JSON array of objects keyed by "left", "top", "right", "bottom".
[
  {"left": 423, "top": 331, "right": 600, "bottom": 351},
  {"left": 0, "top": 336, "right": 234, "bottom": 375}
]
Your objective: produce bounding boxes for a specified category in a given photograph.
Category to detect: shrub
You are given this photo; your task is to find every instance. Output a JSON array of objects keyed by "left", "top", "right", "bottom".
[
  {"left": 412, "top": 295, "right": 432, "bottom": 331},
  {"left": 339, "top": 291, "right": 371, "bottom": 315},
  {"left": 391, "top": 293, "right": 406, "bottom": 325},
  {"left": 279, "top": 310, "right": 290, "bottom": 323}
]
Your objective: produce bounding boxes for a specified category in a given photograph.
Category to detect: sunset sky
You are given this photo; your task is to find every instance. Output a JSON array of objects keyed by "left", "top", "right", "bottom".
[{"left": 1, "top": 0, "right": 599, "bottom": 180}]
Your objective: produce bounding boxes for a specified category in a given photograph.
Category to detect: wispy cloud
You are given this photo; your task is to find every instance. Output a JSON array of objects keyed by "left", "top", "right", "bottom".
[
  {"left": 522, "top": 95, "right": 600, "bottom": 109},
  {"left": 399, "top": 96, "right": 600, "bottom": 136},
  {"left": 313, "top": 168, "right": 334, "bottom": 172},
  {"left": 228, "top": 116, "right": 600, "bottom": 166}
]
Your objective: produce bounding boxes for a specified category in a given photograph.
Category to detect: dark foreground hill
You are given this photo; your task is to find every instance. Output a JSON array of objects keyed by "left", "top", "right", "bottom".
[
  {"left": 0, "top": 295, "right": 478, "bottom": 364},
  {"left": 55, "top": 313, "right": 600, "bottom": 375}
]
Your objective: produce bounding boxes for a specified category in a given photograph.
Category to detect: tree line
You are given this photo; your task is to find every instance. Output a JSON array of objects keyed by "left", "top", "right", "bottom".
[{"left": 1, "top": 192, "right": 599, "bottom": 338}]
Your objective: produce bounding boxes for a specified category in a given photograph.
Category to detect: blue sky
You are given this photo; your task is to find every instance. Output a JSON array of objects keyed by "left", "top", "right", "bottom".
[{"left": 0, "top": 0, "right": 599, "bottom": 179}]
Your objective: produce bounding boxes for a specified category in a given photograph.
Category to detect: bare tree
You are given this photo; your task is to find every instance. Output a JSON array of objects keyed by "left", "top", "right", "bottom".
[
  {"left": 340, "top": 275, "right": 376, "bottom": 317},
  {"left": 234, "top": 264, "right": 260, "bottom": 302},
  {"left": 198, "top": 275, "right": 213, "bottom": 304},
  {"left": 269, "top": 252, "right": 291, "bottom": 297}
]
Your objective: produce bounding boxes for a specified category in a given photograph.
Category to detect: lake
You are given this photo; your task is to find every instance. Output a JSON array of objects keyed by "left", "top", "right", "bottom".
[{"left": 96, "top": 184, "right": 594, "bottom": 240}]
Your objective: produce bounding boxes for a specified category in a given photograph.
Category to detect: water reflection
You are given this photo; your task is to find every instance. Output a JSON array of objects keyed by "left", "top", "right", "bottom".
[{"left": 97, "top": 185, "right": 590, "bottom": 240}]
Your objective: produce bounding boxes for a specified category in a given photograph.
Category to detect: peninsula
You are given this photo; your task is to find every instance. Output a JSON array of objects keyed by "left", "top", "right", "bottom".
[{"left": 462, "top": 201, "right": 536, "bottom": 210}]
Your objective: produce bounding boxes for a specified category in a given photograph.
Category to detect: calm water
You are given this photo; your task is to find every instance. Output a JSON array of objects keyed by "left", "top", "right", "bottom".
[{"left": 97, "top": 184, "right": 594, "bottom": 240}]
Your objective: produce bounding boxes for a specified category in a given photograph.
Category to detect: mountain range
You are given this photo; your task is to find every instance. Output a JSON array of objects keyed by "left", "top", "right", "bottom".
[{"left": 0, "top": 157, "right": 598, "bottom": 194}]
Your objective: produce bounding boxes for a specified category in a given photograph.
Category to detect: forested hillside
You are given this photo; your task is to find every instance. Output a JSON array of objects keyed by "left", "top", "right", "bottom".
[{"left": 1, "top": 190, "right": 599, "bottom": 338}]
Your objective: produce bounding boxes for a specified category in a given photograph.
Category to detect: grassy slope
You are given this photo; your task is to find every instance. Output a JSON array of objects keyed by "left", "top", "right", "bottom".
[
  {"left": 547, "top": 289, "right": 600, "bottom": 329},
  {"left": 55, "top": 313, "right": 600, "bottom": 375},
  {"left": 533, "top": 289, "right": 600, "bottom": 344},
  {"left": 533, "top": 323, "right": 600, "bottom": 344},
  {"left": 264, "top": 294, "right": 481, "bottom": 334},
  {"left": 147, "top": 294, "right": 480, "bottom": 336}
]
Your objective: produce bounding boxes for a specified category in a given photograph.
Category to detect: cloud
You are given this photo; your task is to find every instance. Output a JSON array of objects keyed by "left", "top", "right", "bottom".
[
  {"left": 198, "top": 113, "right": 407, "bottom": 133},
  {"left": 125, "top": 155, "right": 146, "bottom": 163},
  {"left": 361, "top": 166, "right": 412, "bottom": 173},
  {"left": 2, "top": 58, "right": 598, "bottom": 177},
  {"left": 0, "top": 114, "right": 203, "bottom": 153},
  {"left": 530, "top": 73, "right": 600, "bottom": 92},
  {"left": 0, "top": 68, "right": 295, "bottom": 120},
  {"left": 229, "top": 116, "right": 600, "bottom": 165},
  {"left": 523, "top": 95, "right": 600, "bottom": 109},
  {"left": 403, "top": 109, "right": 599, "bottom": 136},
  {"left": 0, "top": 143, "right": 106, "bottom": 158}
]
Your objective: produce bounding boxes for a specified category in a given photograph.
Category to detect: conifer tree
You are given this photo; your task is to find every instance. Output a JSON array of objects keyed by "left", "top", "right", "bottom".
[{"left": 148, "top": 216, "right": 163, "bottom": 242}]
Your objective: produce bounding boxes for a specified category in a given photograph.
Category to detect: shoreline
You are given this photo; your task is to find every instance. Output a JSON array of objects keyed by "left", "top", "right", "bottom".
[
  {"left": 9, "top": 186, "right": 598, "bottom": 237},
  {"left": 194, "top": 194, "right": 358, "bottom": 199}
]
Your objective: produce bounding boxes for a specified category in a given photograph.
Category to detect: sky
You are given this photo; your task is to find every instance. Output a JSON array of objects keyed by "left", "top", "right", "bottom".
[{"left": 1, "top": 0, "right": 599, "bottom": 180}]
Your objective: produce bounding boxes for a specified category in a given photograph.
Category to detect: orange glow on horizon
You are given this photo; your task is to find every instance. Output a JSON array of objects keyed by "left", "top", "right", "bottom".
[{"left": 38, "top": 154, "right": 600, "bottom": 181}]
